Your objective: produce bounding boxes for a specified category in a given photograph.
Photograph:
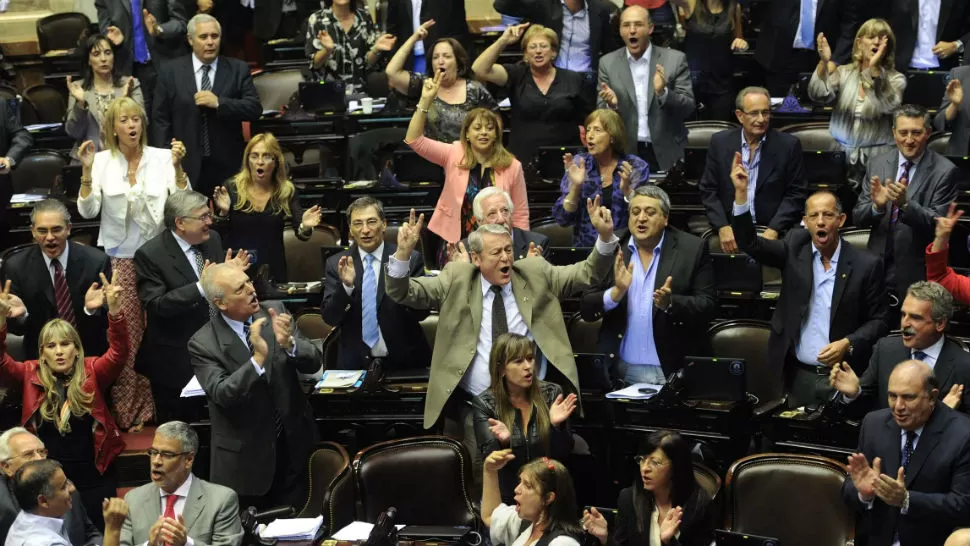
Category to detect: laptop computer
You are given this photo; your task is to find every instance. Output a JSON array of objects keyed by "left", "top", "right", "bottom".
[
  {"left": 392, "top": 149, "right": 445, "bottom": 183},
  {"left": 711, "top": 252, "right": 763, "bottom": 295},
  {"left": 535, "top": 145, "right": 572, "bottom": 182},
  {"left": 397, "top": 525, "right": 472, "bottom": 541},
  {"left": 574, "top": 353, "right": 612, "bottom": 392},
  {"left": 715, "top": 530, "right": 780, "bottom": 546},
  {"left": 683, "top": 146, "right": 709, "bottom": 182},
  {"left": 383, "top": 367, "right": 431, "bottom": 383},
  {"left": 681, "top": 356, "right": 746, "bottom": 402},
  {"left": 902, "top": 70, "right": 949, "bottom": 109},
  {"left": 802, "top": 150, "right": 847, "bottom": 189},
  {"left": 299, "top": 80, "right": 347, "bottom": 114}
]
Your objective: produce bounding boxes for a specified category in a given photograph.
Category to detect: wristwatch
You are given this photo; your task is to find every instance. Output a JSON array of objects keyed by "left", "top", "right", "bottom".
[{"left": 957, "top": 40, "right": 965, "bottom": 53}]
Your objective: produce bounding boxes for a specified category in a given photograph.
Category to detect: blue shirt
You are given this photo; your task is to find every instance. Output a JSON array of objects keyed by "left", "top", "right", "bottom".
[
  {"left": 5, "top": 511, "right": 70, "bottom": 546},
  {"left": 130, "top": 0, "right": 151, "bottom": 63},
  {"left": 556, "top": 0, "right": 591, "bottom": 72},
  {"left": 794, "top": 240, "right": 842, "bottom": 366},
  {"left": 603, "top": 233, "right": 665, "bottom": 367},
  {"left": 741, "top": 131, "right": 766, "bottom": 222}
]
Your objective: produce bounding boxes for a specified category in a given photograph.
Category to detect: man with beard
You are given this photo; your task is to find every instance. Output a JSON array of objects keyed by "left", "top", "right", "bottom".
[{"left": 732, "top": 176, "right": 888, "bottom": 407}]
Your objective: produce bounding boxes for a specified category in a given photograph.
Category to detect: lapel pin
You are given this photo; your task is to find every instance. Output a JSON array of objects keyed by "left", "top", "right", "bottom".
[{"left": 841, "top": 273, "right": 846, "bottom": 279}]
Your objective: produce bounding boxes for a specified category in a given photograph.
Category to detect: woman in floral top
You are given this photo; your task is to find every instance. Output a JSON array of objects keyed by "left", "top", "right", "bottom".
[{"left": 304, "top": 0, "right": 397, "bottom": 92}]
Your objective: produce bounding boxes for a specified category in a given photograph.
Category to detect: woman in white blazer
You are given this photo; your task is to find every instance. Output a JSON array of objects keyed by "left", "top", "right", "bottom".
[{"left": 77, "top": 96, "right": 189, "bottom": 431}]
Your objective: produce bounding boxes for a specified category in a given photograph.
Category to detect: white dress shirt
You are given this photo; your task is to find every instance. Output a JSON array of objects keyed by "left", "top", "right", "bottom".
[
  {"left": 792, "top": 0, "right": 819, "bottom": 50},
  {"left": 4, "top": 511, "right": 70, "bottom": 546},
  {"left": 627, "top": 45, "right": 653, "bottom": 143},
  {"left": 910, "top": 0, "right": 942, "bottom": 69},
  {"left": 192, "top": 55, "right": 219, "bottom": 93},
  {"left": 171, "top": 231, "right": 206, "bottom": 297},
  {"left": 343, "top": 244, "right": 389, "bottom": 357},
  {"left": 147, "top": 474, "right": 196, "bottom": 546}
]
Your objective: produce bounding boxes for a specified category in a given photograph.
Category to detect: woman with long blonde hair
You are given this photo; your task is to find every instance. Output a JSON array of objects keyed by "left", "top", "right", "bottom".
[
  {"left": 212, "top": 132, "right": 322, "bottom": 282},
  {"left": 472, "top": 333, "right": 577, "bottom": 503},
  {"left": 0, "top": 274, "right": 127, "bottom": 531}
]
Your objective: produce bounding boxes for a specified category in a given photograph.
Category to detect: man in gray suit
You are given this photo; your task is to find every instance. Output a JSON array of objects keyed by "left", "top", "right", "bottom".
[
  {"left": 597, "top": 5, "right": 694, "bottom": 172},
  {"left": 853, "top": 104, "right": 959, "bottom": 300},
  {"left": 933, "top": 67, "right": 970, "bottom": 157},
  {"left": 121, "top": 421, "right": 243, "bottom": 546}
]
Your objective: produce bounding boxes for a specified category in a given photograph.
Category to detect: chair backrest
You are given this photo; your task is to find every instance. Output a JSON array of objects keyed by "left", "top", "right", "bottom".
[
  {"left": 5, "top": 332, "right": 26, "bottom": 362},
  {"left": 707, "top": 320, "right": 783, "bottom": 408},
  {"left": 297, "top": 442, "right": 351, "bottom": 521},
  {"left": 778, "top": 122, "right": 838, "bottom": 152},
  {"left": 10, "top": 150, "right": 68, "bottom": 194},
  {"left": 419, "top": 313, "right": 438, "bottom": 348},
  {"left": 531, "top": 217, "right": 574, "bottom": 247},
  {"left": 22, "top": 84, "right": 68, "bottom": 124},
  {"left": 296, "top": 308, "right": 332, "bottom": 340},
  {"left": 284, "top": 223, "right": 340, "bottom": 282},
  {"left": 320, "top": 326, "right": 341, "bottom": 370},
  {"left": 567, "top": 313, "right": 601, "bottom": 354},
  {"left": 0, "top": 243, "right": 34, "bottom": 281},
  {"left": 928, "top": 132, "right": 950, "bottom": 155},
  {"left": 839, "top": 228, "right": 870, "bottom": 252},
  {"left": 36, "top": 12, "right": 91, "bottom": 53},
  {"left": 692, "top": 461, "right": 722, "bottom": 501},
  {"left": 352, "top": 435, "right": 477, "bottom": 526},
  {"left": 253, "top": 69, "right": 304, "bottom": 112},
  {"left": 725, "top": 453, "right": 853, "bottom": 546},
  {"left": 685, "top": 121, "right": 738, "bottom": 148}
]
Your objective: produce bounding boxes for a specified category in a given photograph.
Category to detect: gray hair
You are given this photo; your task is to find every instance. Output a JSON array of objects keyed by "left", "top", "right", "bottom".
[
  {"left": 30, "top": 200, "right": 71, "bottom": 226},
  {"left": 630, "top": 184, "right": 670, "bottom": 217},
  {"left": 473, "top": 187, "right": 514, "bottom": 223},
  {"left": 0, "top": 427, "right": 34, "bottom": 462},
  {"left": 201, "top": 262, "right": 236, "bottom": 305},
  {"left": 346, "top": 196, "right": 386, "bottom": 221},
  {"left": 906, "top": 281, "right": 954, "bottom": 324},
  {"left": 735, "top": 86, "right": 771, "bottom": 111},
  {"left": 163, "top": 190, "right": 209, "bottom": 231},
  {"left": 893, "top": 104, "right": 932, "bottom": 130},
  {"left": 13, "top": 459, "right": 61, "bottom": 512},
  {"left": 155, "top": 421, "right": 199, "bottom": 455},
  {"left": 468, "top": 223, "right": 512, "bottom": 254},
  {"left": 187, "top": 14, "right": 221, "bottom": 38}
]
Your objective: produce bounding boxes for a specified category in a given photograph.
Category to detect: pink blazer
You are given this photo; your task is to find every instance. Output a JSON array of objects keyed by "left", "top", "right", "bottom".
[{"left": 407, "top": 136, "right": 529, "bottom": 244}]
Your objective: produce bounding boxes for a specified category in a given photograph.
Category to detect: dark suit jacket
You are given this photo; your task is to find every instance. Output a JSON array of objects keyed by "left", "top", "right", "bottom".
[
  {"left": 95, "top": 0, "right": 189, "bottom": 73},
  {"left": 491, "top": 0, "right": 620, "bottom": 71},
  {"left": 842, "top": 404, "right": 970, "bottom": 546},
  {"left": 0, "top": 99, "right": 32, "bottom": 165},
  {"left": 580, "top": 228, "right": 716, "bottom": 378},
  {"left": 755, "top": 0, "right": 863, "bottom": 70},
  {"left": 133, "top": 229, "right": 224, "bottom": 389},
  {"left": 385, "top": 0, "right": 471, "bottom": 72},
  {"left": 0, "top": 473, "right": 100, "bottom": 546},
  {"left": 699, "top": 128, "right": 808, "bottom": 232},
  {"left": 459, "top": 227, "right": 551, "bottom": 262},
  {"left": 934, "top": 66, "right": 970, "bottom": 156},
  {"left": 888, "top": 0, "right": 970, "bottom": 71},
  {"left": 854, "top": 148, "right": 958, "bottom": 294},
  {"left": 189, "top": 301, "right": 321, "bottom": 497},
  {"left": 151, "top": 55, "right": 262, "bottom": 185},
  {"left": 611, "top": 485, "right": 714, "bottom": 546},
  {"left": 321, "top": 243, "right": 432, "bottom": 371},
  {"left": 855, "top": 336, "right": 970, "bottom": 412},
  {"left": 732, "top": 211, "right": 889, "bottom": 373},
  {"left": 2, "top": 243, "right": 111, "bottom": 360},
  {"left": 252, "top": 0, "right": 316, "bottom": 40}
]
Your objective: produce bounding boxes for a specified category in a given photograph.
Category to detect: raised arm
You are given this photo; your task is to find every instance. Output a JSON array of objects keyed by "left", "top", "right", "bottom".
[
  {"left": 472, "top": 24, "right": 529, "bottom": 86},
  {"left": 77, "top": 144, "right": 103, "bottom": 218},
  {"left": 386, "top": 20, "right": 433, "bottom": 94},
  {"left": 729, "top": 152, "right": 789, "bottom": 269},
  {"left": 807, "top": 34, "right": 840, "bottom": 104},
  {"left": 385, "top": 209, "right": 449, "bottom": 309},
  {"left": 405, "top": 70, "right": 441, "bottom": 143},
  {"left": 90, "top": 272, "right": 130, "bottom": 388}
]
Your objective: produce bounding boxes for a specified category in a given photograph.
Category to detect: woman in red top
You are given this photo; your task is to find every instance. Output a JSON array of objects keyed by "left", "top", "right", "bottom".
[
  {"left": 0, "top": 272, "right": 127, "bottom": 531},
  {"left": 926, "top": 202, "right": 970, "bottom": 303}
]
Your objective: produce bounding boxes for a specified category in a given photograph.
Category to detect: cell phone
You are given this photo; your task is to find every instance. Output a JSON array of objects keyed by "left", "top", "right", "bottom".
[{"left": 638, "top": 387, "right": 658, "bottom": 395}]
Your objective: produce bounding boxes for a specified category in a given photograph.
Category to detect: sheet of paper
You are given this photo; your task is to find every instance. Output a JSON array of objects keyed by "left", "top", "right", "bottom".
[
  {"left": 605, "top": 383, "right": 664, "bottom": 400},
  {"left": 180, "top": 376, "right": 205, "bottom": 398},
  {"left": 261, "top": 515, "right": 324, "bottom": 539},
  {"left": 331, "top": 522, "right": 406, "bottom": 541}
]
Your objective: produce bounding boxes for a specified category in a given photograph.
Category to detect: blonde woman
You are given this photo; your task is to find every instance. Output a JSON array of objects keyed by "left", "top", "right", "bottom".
[
  {"left": 76, "top": 96, "right": 189, "bottom": 430},
  {"left": 808, "top": 19, "right": 906, "bottom": 188},
  {"left": 0, "top": 274, "right": 126, "bottom": 531},
  {"left": 211, "top": 133, "right": 322, "bottom": 282}
]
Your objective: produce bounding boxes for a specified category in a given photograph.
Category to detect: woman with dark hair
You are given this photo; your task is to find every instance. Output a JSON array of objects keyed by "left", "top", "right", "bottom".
[
  {"left": 64, "top": 33, "right": 143, "bottom": 161},
  {"left": 473, "top": 333, "right": 577, "bottom": 503},
  {"left": 679, "top": 0, "right": 748, "bottom": 121},
  {"left": 483, "top": 450, "right": 584, "bottom": 546},
  {"left": 304, "top": 0, "right": 397, "bottom": 93},
  {"left": 584, "top": 430, "right": 714, "bottom": 546}
]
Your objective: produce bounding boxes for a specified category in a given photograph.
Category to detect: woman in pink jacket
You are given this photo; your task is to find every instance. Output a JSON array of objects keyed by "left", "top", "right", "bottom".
[{"left": 405, "top": 72, "right": 529, "bottom": 248}]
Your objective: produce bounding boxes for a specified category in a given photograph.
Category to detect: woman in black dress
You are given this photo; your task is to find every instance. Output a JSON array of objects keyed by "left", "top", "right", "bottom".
[
  {"left": 212, "top": 132, "right": 323, "bottom": 282},
  {"left": 680, "top": 0, "right": 748, "bottom": 121}
]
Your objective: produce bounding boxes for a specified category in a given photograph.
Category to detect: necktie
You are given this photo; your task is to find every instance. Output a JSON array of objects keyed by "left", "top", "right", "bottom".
[
  {"left": 130, "top": 0, "right": 150, "bottom": 64},
  {"left": 242, "top": 319, "right": 255, "bottom": 356},
  {"left": 491, "top": 285, "right": 508, "bottom": 344},
  {"left": 890, "top": 161, "right": 913, "bottom": 227},
  {"left": 51, "top": 260, "right": 77, "bottom": 327},
  {"left": 798, "top": 0, "right": 815, "bottom": 48},
  {"left": 885, "top": 160, "right": 913, "bottom": 282},
  {"left": 244, "top": 316, "right": 284, "bottom": 435},
  {"left": 200, "top": 64, "right": 212, "bottom": 157},
  {"left": 193, "top": 247, "right": 217, "bottom": 321},
  {"left": 902, "top": 430, "right": 917, "bottom": 470},
  {"left": 912, "top": 350, "right": 928, "bottom": 362},
  {"left": 362, "top": 254, "right": 379, "bottom": 349},
  {"left": 163, "top": 494, "right": 178, "bottom": 520}
]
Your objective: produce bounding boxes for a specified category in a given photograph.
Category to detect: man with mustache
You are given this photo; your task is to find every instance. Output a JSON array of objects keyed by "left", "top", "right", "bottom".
[
  {"left": 732, "top": 172, "right": 888, "bottom": 407},
  {"left": 831, "top": 281, "right": 970, "bottom": 413}
]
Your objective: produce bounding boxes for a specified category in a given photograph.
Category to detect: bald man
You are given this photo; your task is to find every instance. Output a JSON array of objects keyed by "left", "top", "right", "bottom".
[{"left": 842, "top": 360, "right": 970, "bottom": 546}]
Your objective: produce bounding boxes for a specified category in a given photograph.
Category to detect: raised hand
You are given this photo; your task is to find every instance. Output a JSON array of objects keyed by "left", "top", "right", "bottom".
[
  {"left": 587, "top": 195, "right": 615, "bottom": 241},
  {"left": 66, "top": 75, "right": 85, "bottom": 104},
  {"left": 105, "top": 25, "right": 124, "bottom": 46},
  {"left": 934, "top": 202, "right": 963, "bottom": 251},
  {"left": 213, "top": 186, "right": 231, "bottom": 216},
  {"left": 0, "top": 280, "right": 25, "bottom": 322},
  {"left": 653, "top": 276, "right": 673, "bottom": 310},
  {"left": 317, "top": 30, "right": 335, "bottom": 52},
  {"left": 870, "top": 176, "right": 890, "bottom": 210},
  {"left": 846, "top": 454, "right": 880, "bottom": 501},
  {"left": 302, "top": 205, "right": 323, "bottom": 229},
  {"left": 944, "top": 383, "right": 964, "bottom": 409},
  {"left": 99, "top": 271, "right": 123, "bottom": 317},
  {"left": 374, "top": 34, "right": 398, "bottom": 52},
  {"left": 268, "top": 307, "right": 294, "bottom": 352},
  {"left": 84, "top": 281, "right": 105, "bottom": 312},
  {"left": 487, "top": 418, "right": 511, "bottom": 445},
  {"left": 447, "top": 241, "right": 471, "bottom": 263},
  {"left": 501, "top": 23, "right": 530, "bottom": 47},
  {"left": 526, "top": 241, "right": 543, "bottom": 258},
  {"left": 420, "top": 69, "right": 444, "bottom": 102},
  {"left": 829, "top": 362, "right": 861, "bottom": 397},
  {"left": 413, "top": 19, "right": 435, "bottom": 41},
  {"left": 873, "top": 467, "right": 907, "bottom": 507},
  {"left": 816, "top": 33, "right": 832, "bottom": 62},
  {"left": 78, "top": 140, "right": 96, "bottom": 170},
  {"left": 612, "top": 252, "right": 634, "bottom": 301},
  {"left": 337, "top": 255, "right": 356, "bottom": 286},
  {"left": 658, "top": 507, "right": 683, "bottom": 544},
  {"left": 599, "top": 82, "right": 618, "bottom": 109},
  {"left": 563, "top": 153, "right": 586, "bottom": 188},
  {"left": 730, "top": 37, "right": 749, "bottom": 51},
  {"left": 549, "top": 393, "right": 578, "bottom": 425},
  {"left": 871, "top": 36, "right": 888, "bottom": 66},
  {"left": 653, "top": 64, "right": 666, "bottom": 95},
  {"left": 947, "top": 79, "right": 964, "bottom": 107},
  {"left": 582, "top": 507, "right": 609, "bottom": 545},
  {"left": 197, "top": 0, "right": 213, "bottom": 12},
  {"left": 249, "top": 317, "right": 270, "bottom": 364},
  {"left": 103, "top": 498, "right": 129, "bottom": 532},
  {"left": 396, "top": 208, "right": 425, "bottom": 257},
  {"left": 483, "top": 449, "right": 515, "bottom": 473},
  {"left": 123, "top": 76, "right": 136, "bottom": 98},
  {"left": 618, "top": 160, "right": 634, "bottom": 197},
  {"left": 170, "top": 139, "right": 186, "bottom": 167},
  {"left": 730, "top": 152, "right": 749, "bottom": 199},
  {"left": 143, "top": 8, "right": 160, "bottom": 37},
  {"left": 224, "top": 248, "right": 251, "bottom": 271}
]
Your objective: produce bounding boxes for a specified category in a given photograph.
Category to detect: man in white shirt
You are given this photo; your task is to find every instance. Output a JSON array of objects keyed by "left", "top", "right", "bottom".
[
  {"left": 888, "top": 0, "right": 970, "bottom": 71},
  {"left": 120, "top": 421, "right": 243, "bottom": 546}
]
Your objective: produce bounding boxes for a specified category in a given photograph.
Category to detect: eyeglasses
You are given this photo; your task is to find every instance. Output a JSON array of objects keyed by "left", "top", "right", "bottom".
[
  {"left": 182, "top": 213, "right": 213, "bottom": 222},
  {"left": 9, "top": 448, "right": 47, "bottom": 461},
  {"left": 351, "top": 219, "right": 382, "bottom": 229},
  {"left": 147, "top": 449, "right": 189, "bottom": 460},
  {"left": 33, "top": 227, "right": 66, "bottom": 237},
  {"left": 742, "top": 110, "right": 772, "bottom": 119},
  {"left": 634, "top": 455, "right": 668, "bottom": 469},
  {"left": 248, "top": 153, "right": 276, "bottom": 162}
]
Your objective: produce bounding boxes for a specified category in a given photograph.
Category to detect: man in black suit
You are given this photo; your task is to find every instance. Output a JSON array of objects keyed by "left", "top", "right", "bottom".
[
  {"left": 152, "top": 13, "right": 261, "bottom": 197},
  {"left": 832, "top": 281, "right": 970, "bottom": 412},
  {"left": 842, "top": 360, "right": 970, "bottom": 546},
  {"left": 134, "top": 190, "right": 240, "bottom": 423},
  {"left": 95, "top": 0, "right": 189, "bottom": 118},
  {"left": 0, "top": 98, "right": 32, "bottom": 242},
  {"left": 386, "top": 0, "right": 471, "bottom": 73},
  {"left": 732, "top": 184, "right": 889, "bottom": 406},
  {"left": 0, "top": 428, "right": 100, "bottom": 546},
  {"left": 700, "top": 86, "right": 808, "bottom": 254},
  {"left": 2, "top": 199, "right": 111, "bottom": 360},
  {"left": 755, "top": 0, "right": 864, "bottom": 96},
  {"left": 491, "top": 0, "right": 620, "bottom": 72},
  {"left": 252, "top": 0, "right": 315, "bottom": 42},
  {"left": 854, "top": 105, "right": 959, "bottom": 300},
  {"left": 190, "top": 263, "right": 321, "bottom": 510},
  {"left": 455, "top": 187, "right": 550, "bottom": 262},
  {"left": 322, "top": 197, "right": 432, "bottom": 372},
  {"left": 581, "top": 185, "right": 716, "bottom": 385},
  {"left": 883, "top": 0, "right": 970, "bottom": 71}
]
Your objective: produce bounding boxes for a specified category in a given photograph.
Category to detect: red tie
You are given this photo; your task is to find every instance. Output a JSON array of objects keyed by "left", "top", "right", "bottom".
[
  {"left": 163, "top": 494, "right": 178, "bottom": 546},
  {"left": 51, "top": 260, "right": 76, "bottom": 327}
]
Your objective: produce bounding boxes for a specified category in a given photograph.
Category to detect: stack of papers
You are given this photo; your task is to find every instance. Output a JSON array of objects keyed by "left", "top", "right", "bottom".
[
  {"left": 605, "top": 383, "right": 664, "bottom": 400},
  {"left": 260, "top": 516, "right": 324, "bottom": 541},
  {"left": 180, "top": 376, "right": 205, "bottom": 398},
  {"left": 316, "top": 370, "right": 365, "bottom": 389},
  {"left": 332, "top": 521, "right": 406, "bottom": 541},
  {"left": 11, "top": 194, "right": 46, "bottom": 204}
]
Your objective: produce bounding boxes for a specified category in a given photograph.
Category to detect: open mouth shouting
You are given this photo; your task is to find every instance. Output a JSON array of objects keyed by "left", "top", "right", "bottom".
[{"left": 814, "top": 228, "right": 830, "bottom": 246}]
